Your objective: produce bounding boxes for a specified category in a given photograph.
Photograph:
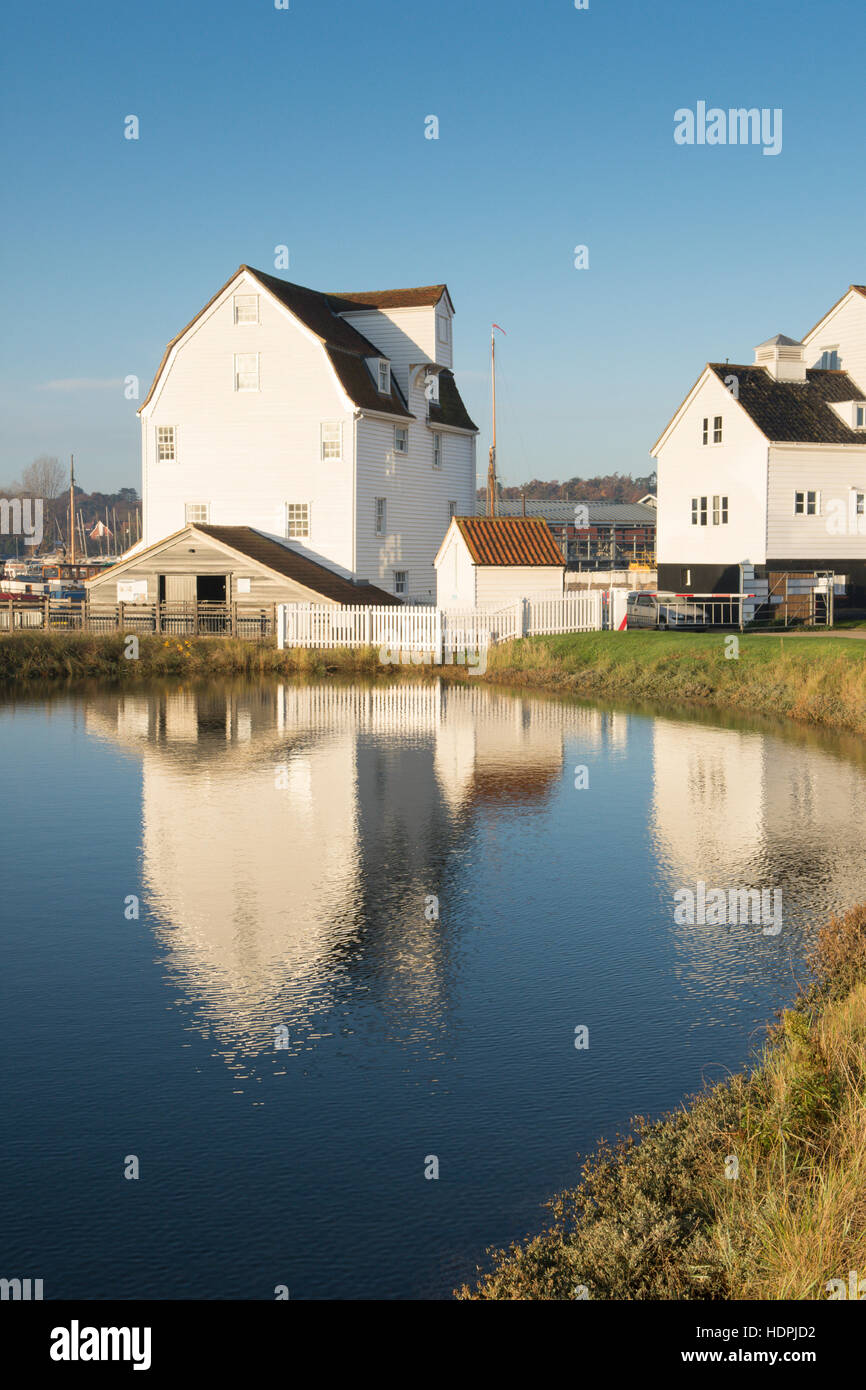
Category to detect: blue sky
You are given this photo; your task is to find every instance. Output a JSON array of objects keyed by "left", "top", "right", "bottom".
[{"left": 1, "top": 0, "right": 863, "bottom": 493}]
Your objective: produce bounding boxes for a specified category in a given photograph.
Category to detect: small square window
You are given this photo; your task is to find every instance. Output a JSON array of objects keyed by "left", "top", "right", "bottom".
[
  {"left": 234, "top": 295, "right": 259, "bottom": 325},
  {"left": 395, "top": 427, "right": 408, "bottom": 454},
  {"left": 375, "top": 498, "right": 386, "bottom": 536},
  {"left": 377, "top": 360, "right": 391, "bottom": 394},
  {"left": 394, "top": 570, "right": 408, "bottom": 596},
  {"left": 286, "top": 503, "right": 309, "bottom": 538},
  {"left": 795, "top": 490, "right": 819, "bottom": 516},
  {"left": 321, "top": 422, "right": 342, "bottom": 460},
  {"left": 157, "top": 425, "right": 176, "bottom": 462},
  {"left": 185, "top": 502, "right": 209, "bottom": 524},
  {"left": 234, "top": 353, "right": 259, "bottom": 391}
]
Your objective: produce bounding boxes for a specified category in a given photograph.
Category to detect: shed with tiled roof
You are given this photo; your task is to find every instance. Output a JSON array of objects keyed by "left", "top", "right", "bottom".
[{"left": 434, "top": 516, "right": 565, "bottom": 608}]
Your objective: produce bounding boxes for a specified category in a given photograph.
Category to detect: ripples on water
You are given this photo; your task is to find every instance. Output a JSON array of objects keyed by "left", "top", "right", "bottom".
[{"left": 2, "top": 680, "right": 865, "bottom": 1298}]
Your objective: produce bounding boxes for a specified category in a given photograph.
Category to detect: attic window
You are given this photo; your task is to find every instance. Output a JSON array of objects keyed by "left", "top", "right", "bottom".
[
  {"left": 234, "top": 294, "right": 259, "bottom": 325},
  {"left": 437, "top": 314, "right": 451, "bottom": 345},
  {"left": 819, "top": 348, "right": 840, "bottom": 370},
  {"left": 377, "top": 360, "right": 391, "bottom": 394}
]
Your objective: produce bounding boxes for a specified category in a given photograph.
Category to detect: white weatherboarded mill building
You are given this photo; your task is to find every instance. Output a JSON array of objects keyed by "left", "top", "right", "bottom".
[
  {"left": 434, "top": 516, "right": 566, "bottom": 607},
  {"left": 136, "top": 265, "right": 478, "bottom": 602},
  {"left": 653, "top": 284, "right": 866, "bottom": 603}
]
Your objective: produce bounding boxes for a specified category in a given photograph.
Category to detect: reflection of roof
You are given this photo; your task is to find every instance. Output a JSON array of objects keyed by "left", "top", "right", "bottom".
[
  {"left": 496, "top": 500, "right": 657, "bottom": 525},
  {"left": 708, "top": 363, "right": 866, "bottom": 444},
  {"left": 454, "top": 516, "right": 566, "bottom": 566},
  {"left": 198, "top": 526, "right": 402, "bottom": 605}
]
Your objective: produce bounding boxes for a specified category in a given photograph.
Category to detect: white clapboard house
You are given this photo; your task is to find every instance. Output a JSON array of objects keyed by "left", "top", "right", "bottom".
[
  {"left": 136, "top": 265, "right": 478, "bottom": 602},
  {"left": 652, "top": 285, "right": 866, "bottom": 603}
]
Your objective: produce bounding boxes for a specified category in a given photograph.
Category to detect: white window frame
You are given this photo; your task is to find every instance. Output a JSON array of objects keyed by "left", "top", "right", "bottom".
[
  {"left": 394, "top": 570, "right": 408, "bottom": 596},
  {"left": 321, "top": 422, "right": 343, "bottom": 461},
  {"left": 285, "top": 502, "right": 310, "bottom": 539},
  {"left": 794, "top": 490, "right": 820, "bottom": 516},
  {"left": 234, "top": 352, "right": 260, "bottom": 392},
  {"left": 857, "top": 406, "right": 865, "bottom": 428},
  {"left": 712, "top": 494, "right": 728, "bottom": 525},
  {"left": 701, "top": 417, "right": 709, "bottom": 445},
  {"left": 233, "top": 294, "right": 259, "bottom": 325},
  {"left": 691, "top": 495, "right": 708, "bottom": 526},
  {"left": 184, "top": 502, "right": 210, "bottom": 524},
  {"left": 432, "top": 431, "right": 442, "bottom": 469},
  {"left": 377, "top": 359, "right": 391, "bottom": 394},
  {"left": 375, "top": 498, "right": 386, "bottom": 537},
  {"left": 855, "top": 491, "right": 865, "bottom": 517},
  {"left": 437, "top": 314, "right": 451, "bottom": 345},
  {"left": 156, "top": 425, "right": 177, "bottom": 463},
  {"left": 394, "top": 426, "right": 409, "bottom": 454},
  {"left": 713, "top": 415, "right": 723, "bottom": 444}
]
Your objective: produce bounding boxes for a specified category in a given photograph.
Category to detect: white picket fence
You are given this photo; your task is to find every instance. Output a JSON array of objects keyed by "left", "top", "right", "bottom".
[{"left": 277, "top": 591, "right": 603, "bottom": 656}]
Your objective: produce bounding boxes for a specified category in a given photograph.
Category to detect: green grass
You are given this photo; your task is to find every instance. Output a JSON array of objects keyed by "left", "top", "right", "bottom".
[
  {"left": 481, "top": 630, "right": 866, "bottom": 734},
  {"left": 457, "top": 904, "right": 866, "bottom": 1301}
]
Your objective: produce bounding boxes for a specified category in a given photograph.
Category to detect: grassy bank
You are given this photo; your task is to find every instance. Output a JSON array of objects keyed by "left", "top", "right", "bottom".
[
  {"left": 482, "top": 630, "right": 866, "bottom": 735},
  {"left": 457, "top": 904, "right": 866, "bottom": 1301},
  {"left": 4, "top": 630, "right": 866, "bottom": 738},
  {"left": 0, "top": 631, "right": 410, "bottom": 683}
]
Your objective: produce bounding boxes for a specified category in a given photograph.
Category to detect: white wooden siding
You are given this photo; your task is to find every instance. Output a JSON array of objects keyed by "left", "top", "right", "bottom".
[
  {"left": 141, "top": 270, "right": 355, "bottom": 569},
  {"left": 655, "top": 371, "right": 768, "bottom": 566},
  {"left": 802, "top": 293, "right": 866, "bottom": 394},
  {"left": 767, "top": 444, "right": 866, "bottom": 558}
]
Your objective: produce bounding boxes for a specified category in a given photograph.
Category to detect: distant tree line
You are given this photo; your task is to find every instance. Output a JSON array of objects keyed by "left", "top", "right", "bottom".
[
  {"left": 0, "top": 456, "right": 140, "bottom": 557},
  {"left": 476, "top": 472, "right": 657, "bottom": 505}
]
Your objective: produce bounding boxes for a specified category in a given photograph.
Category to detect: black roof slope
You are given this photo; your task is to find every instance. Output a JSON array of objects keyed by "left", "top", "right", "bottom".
[
  {"left": 428, "top": 369, "right": 478, "bottom": 432},
  {"left": 708, "top": 364, "right": 866, "bottom": 444}
]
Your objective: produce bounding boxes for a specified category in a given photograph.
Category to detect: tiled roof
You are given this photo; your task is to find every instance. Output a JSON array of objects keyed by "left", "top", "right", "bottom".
[
  {"left": 428, "top": 370, "right": 477, "bottom": 432},
  {"left": 708, "top": 364, "right": 866, "bottom": 444},
  {"left": 454, "top": 517, "right": 566, "bottom": 566},
  {"left": 328, "top": 285, "right": 449, "bottom": 311},
  {"left": 198, "top": 526, "right": 401, "bottom": 605}
]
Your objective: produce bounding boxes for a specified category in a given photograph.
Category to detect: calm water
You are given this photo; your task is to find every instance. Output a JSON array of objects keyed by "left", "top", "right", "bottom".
[{"left": 3, "top": 679, "right": 866, "bottom": 1300}]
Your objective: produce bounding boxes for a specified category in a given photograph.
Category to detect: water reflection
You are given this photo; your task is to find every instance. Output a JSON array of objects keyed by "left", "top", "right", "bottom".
[{"left": 84, "top": 683, "right": 866, "bottom": 1076}]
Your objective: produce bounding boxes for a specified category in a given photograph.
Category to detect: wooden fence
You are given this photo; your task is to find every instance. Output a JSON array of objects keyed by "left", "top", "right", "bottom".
[
  {"left": 277, "top": 591, "right": 604, "bottom": 657},
  {"left": 0, "top": 599, "right": 277, "bottom": 641}
]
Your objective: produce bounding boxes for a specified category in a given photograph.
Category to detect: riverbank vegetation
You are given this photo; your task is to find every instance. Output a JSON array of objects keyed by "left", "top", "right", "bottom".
[
  {"left": 3, "top": 629, "right": 866, "bottom": 736},
  {"left": 482, "top": 631, "right": 866, "bottom": 735},
  {"left": 457, "top": 903, "right": 866, "bottom": 1300}
]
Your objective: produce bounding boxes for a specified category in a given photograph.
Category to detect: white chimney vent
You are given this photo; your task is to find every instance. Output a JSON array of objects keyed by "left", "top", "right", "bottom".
[{"left": 754, "top": 334, "right": 807, "bottom": 382}]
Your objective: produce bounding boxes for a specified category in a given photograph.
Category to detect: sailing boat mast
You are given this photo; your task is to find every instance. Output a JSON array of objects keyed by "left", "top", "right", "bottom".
[
  {"left": 487, "top": 324, "right": 506, "bottom": 517},
  {"left": 69, "top": 455, "right": 76, "bottom": 565}
]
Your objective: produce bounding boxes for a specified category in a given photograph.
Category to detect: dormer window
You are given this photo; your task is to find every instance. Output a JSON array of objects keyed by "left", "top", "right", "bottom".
[{"left": 377, "top": 359, "right": 391, "bottom": 394}]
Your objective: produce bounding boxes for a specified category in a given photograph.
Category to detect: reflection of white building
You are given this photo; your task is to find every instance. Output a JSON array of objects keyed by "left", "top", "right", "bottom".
[
  {"left": 651, "top": 715, "right": 866, "bottom": 918},
  {"left": 85, "top": 684, "right": 575, "bottom": 1063}
]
